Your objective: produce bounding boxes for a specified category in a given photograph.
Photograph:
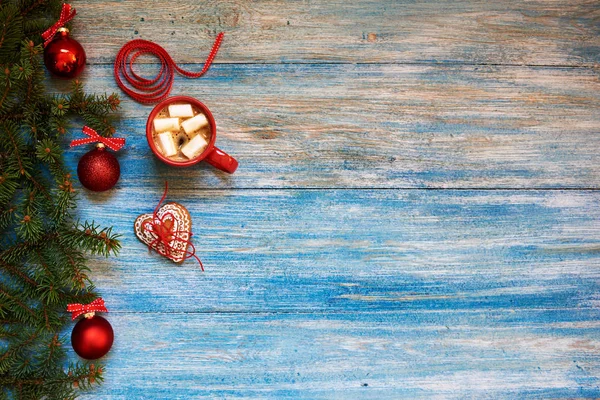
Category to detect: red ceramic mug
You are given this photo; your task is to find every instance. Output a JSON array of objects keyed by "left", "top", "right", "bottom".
[{"left": 146, "top": 96, "right": 238, "bottom": 173}]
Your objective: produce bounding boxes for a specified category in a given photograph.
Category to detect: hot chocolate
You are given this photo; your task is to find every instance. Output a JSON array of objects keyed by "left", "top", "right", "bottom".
[{"left": 151, "top": 102, "right": 211, "bottom": 162}]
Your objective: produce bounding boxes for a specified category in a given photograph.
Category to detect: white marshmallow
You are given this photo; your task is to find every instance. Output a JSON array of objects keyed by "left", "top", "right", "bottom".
[
  {"left": 181, "top": 113, "right": 209, "bottom": 135},
  {"left": 181, "top": 134, "right": 208, "bottom": 159},
  {"left": 168, "top": 104, "right": 194, "bottom": 118},
  {"left": 153, "top": 118, "right": 180, "bottom": 133},
  {"left": 157, "top": 132, "right": 177, "bottom": 157}
]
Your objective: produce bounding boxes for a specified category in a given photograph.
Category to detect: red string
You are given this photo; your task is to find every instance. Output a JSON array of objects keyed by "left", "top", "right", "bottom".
[
  {"left": 144, "top": 182, "right": 204, "bottom": 271},
  {"left": 113, "top": 33, "right": 224, "bottom": 104},
  {"left": 41, "top": 3, "right": 76, "bottom": 47},
  {"left": 66, "top": 298, "right": 108, "bottom": 320},
  {"left": 70, "top": 126, "right": 125, "bottom": 152}
]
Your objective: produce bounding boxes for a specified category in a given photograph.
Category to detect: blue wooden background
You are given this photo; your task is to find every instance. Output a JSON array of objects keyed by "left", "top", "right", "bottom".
[{"left": 52, "top": 0, "right": 600, "bottom": 398}]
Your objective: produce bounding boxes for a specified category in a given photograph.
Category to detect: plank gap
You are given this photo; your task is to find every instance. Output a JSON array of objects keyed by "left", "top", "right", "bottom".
[{"left": 95, "top": 61, "right": 599, "bottom": 69}]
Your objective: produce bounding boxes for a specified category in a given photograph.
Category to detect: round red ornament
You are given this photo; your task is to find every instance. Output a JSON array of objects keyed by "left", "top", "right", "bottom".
[
  {"left": 71, "top": 315, "right": 114, "bottom": 360},
  {"left": 43, "top": 28, "right": 86, "bottom": 79},
  {"left": 77, "top": 143, "right": 120, "bottom": 192}
]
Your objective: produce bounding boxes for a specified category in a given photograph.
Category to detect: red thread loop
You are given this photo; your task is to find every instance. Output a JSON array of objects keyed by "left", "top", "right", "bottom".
[
  {"left": 145, "top": 182, "right": 204, "bottom": 271},
  {"left": 113, "top": 33, "right": 224, "bottom": 104},
  {"left": 41, "top": 3, "right": 76, "bottom": 47},
  {"left": 70, "top": 126, "right": 126, "bottom": 152},
  {"left": 67, "top": 298, "right": 108, "bottom": 320}
]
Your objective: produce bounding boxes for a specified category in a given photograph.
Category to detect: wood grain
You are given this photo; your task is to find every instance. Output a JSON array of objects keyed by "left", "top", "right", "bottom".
[
  {"left": 50, "top": 0, "right": 600, "bottom": 397},
  {"left": 71, "top": 189, "right": 600, "bottom": 313},
  {"left": 52, "top": 63, "right": 600, "bottom": 189},
  {"left": 76, "top": 312, "right": 600, "bottom": 399},
  {"left": 74, "top": 0, "right": 600, "bottom": 66}
]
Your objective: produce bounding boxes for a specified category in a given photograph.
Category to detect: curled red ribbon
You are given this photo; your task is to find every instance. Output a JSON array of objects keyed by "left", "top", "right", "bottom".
[
  {"left": 41, "top": 3, "right": 77, "bottom": 47},
  {"left": 144, "top": 182, "right": 204, "bottom": 271},
  {"left": 67, "top": 298, "right": 108, "bottom": 320},
  {"left": 113, "top": 33, "right": 224, "bottom": 104},
  {"left": 70, "top": 126, "right": 126, "bottom": 152}
]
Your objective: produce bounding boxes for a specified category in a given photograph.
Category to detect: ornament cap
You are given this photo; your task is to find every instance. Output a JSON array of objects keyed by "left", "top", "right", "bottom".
[
  {"left": 57, "top": 27, "right": 70, "bottom": 35},
  {"left": 96, "top": 142, "right": 106, "bottom": 150},
  {"left": 84, "top": 311, "right": 95, "bottom": 319}
]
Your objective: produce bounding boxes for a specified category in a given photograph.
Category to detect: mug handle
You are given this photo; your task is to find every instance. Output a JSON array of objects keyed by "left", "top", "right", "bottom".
[{"left": 205, "top": 147, "right": 239, "bottom": 174}]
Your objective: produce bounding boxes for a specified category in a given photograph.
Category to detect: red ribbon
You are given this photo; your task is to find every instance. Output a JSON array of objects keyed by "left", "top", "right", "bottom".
[
  {"left": 113, "top": 33, "right": 224, "bottom": 104},
  {"left": 70, "top": 126, "right": 126, "bottom": 152},
  {"left": 41, "top": 3, "right": 77, "bottom": 47},
  {"left": 144, "top": 182, "right": 204, "bottom": 271},
  {"left": 67, "top": 298, "right": 108, "bottom": 320}
]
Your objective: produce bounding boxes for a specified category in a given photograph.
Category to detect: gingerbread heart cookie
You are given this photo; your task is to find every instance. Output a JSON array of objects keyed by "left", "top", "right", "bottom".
[{"left": 134, "top": 202, "right": 192, "bottom": 263}]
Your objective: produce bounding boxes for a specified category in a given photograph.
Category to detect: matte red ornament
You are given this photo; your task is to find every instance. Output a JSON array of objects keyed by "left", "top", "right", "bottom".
[
  {"left": 43, "top": 28, "right": 86, "bottom": 79},
  {"left": 71, "top": 315, "right": 114, "bottom": 360},
  {"left": 77, "top": 143, "right": 120, "bottom": 192}
]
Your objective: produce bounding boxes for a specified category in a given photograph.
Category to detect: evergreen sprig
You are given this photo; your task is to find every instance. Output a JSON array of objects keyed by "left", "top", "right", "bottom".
[{"left": 0, "top": 1, "right": 121, "bottom": 398}]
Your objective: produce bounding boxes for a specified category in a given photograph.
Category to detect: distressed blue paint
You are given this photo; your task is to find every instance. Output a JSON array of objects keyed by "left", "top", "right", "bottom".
[
  {"left": 50, "top": 62, "right": 600, "bottom": 189},
  {"left": 75, "top": 0, "right": 600, "bottom": 66},
  {"left": 54, "top": 0, "right": 600, "bottom": 397},
  {"left": 66, "top": 188, "right": 600, "bottom": 314},
  {"left": 75, "top": 311, "right": 600, "bottom": 399},
  {"left": 61, "top": 173, "right": 600, "bottom": 397}
]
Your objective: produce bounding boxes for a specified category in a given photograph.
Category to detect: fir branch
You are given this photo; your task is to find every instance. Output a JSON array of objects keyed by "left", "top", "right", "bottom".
[
  {"left": 0, "top": 285, "right": 37, "bottom": 322},
  {"left": 0, "top": 4, "right": 23, "bottom": 62},
  {"left": 0, "top": 361, "right": 103, "bottom": 397},
  {"left": 35, "top": 137, "right": 62, "bottom": 168},
  {"left": 0, "top": 258, "right": 37, "bottom": 288},
  {"left": 0, "top": 173, "right": 18, "bottom": 205},
  {"left": 0, "top": 70, "right": 11, "bottom": 114},
  {"left": 0, "top": 232, "right": 58, "bottom": 261},
  {"left": 53, "top": 245, "right": 92, "bottom": 292},
  {"left": 20, "top": 0, "right": 51, "bottom": 17},
  {"left": 0, "top": 205, "right": 16, "bottom": 231},
  {"left": 36, "top": 333, "right": 65, "bottom": 375},
  {"left": 50, "top": 175, "right": 76, "bottom": 228},
  {"left": 22, "top": 41, "right": 40, "bottom": 106},
  {"left": 26, "top": 174, "right": 52, "bottom": 203},
  {"left": 0, "top": 2, "right": 121, "bottom": 397},
  {"left": 0, "top": 330, "right": 39, "bottom": 371},
  {"left": 15, "top": 201, "right": 43, "bottom": 242},
  {"left": 2, "top": 121, "right": 28, "bottom": 175},
  {"left": 32, "top": 248, "right": 54, "bottom": 279},
  {"left": 60, "top": 221, "right": 122, "bottom": 257}
]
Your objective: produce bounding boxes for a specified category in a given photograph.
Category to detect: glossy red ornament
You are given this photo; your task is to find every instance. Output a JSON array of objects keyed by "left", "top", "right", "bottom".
[
  {"left": 77, "top": 143, "right": 120, "bottom": 192},
  {"left": 43, "top": 28, "right": 86, "bottom": 79},
  {"left": 71, "top": 315, "right": 114, "bottom": 360}
]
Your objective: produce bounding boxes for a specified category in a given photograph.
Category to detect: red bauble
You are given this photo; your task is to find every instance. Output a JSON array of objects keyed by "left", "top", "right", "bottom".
[
  {"left": 77, "top": 144, "right": 120, "bottom": 192},
  {"left": 43, "top": 28, "right": 86, "bottom": 79},
  {"left": 71, "top": 315, "right": 114, "bottom": 360}
]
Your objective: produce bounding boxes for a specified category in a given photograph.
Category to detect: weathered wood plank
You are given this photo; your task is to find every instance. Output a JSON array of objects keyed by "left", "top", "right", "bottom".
[
  {"left": 76, "top": 311, "right": 600, "bottom": 398},
  {"left": 74, "top": 0, "right": 600, "bottom": 66},
  {"left": 52, "top": 2, "right": 600, "bottom": 397},
  {"left": 53, "top": 63, "right": 600, "bottom": 189},
  {"left": 72, "top": 189, "right": 600, "bottom": 313}
]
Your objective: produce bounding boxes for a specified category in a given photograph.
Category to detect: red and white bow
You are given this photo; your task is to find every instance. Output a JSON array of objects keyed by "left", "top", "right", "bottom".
[
  {"left": 70, "top": 126, "right": 125, "bottom": 152},
  {"left": 67, "top": 298, "right": 108, "bottom": 320},
  {"left": 41, "top": 3, "right": 77, "bottom": 47},
  {"left": 146, "top": 182, "right": 204, "bottom": 271}
]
